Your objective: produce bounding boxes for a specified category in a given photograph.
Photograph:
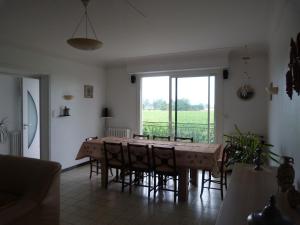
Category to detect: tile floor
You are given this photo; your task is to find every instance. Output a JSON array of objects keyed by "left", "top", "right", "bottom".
[{"left": 60, "top": 166, "right": 224, "bottom": 225}]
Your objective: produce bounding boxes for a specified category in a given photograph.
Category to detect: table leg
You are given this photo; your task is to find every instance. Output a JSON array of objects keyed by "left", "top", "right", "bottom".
[
  {"left": 190, "top": 169, "right": 198, "bottom": 187},
  {"left": 100, "top": 162, "right": 107, "bottom": 188},
  {"left": 178, "top": 168, "right": 189, "bottom": 202}
]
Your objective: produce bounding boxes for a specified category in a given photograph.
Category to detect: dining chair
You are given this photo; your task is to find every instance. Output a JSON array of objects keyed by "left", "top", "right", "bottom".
[
  {"left": 200, "top": 144, "right": 232, "bottom": 200},
  {"left": 127, "top": 143, "right": 153, "bottom": 199},
  {"left": 152, "top": 145, "right": 178, "bottom": 202},
  {"left": 133, "top": 134, "right": 150, "bottom": 140},
  {"left": 85, "top": 136, "right": 99, "bottom": 179},
  {"left": 86, "top": 137, "right": 113, "bottom": 179},
  {"left": 174, "top": 136, "right": 194, "bottom": 184},
  {"left": 174, "top": 136, "right": 194, "bottom": 142},
  {"left": 153, "top": 135, "right": 171, "bottom": 141},
  {"left": 103, "top": 141, "right": 129, "bottom": 192}
]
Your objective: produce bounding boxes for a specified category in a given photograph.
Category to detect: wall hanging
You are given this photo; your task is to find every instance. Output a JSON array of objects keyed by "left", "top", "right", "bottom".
[
  {"left": 84, "top": 85, "right": 93, "bottom": 98},
  {"left": 0, "top": 117, "right": 8, "bottom": 143},
  {"left": 286, "top": 32, "right": 300, "bottom": 100},
  {"left": 265, "top": 82, "right": 279, "bottom": 101},
  {"left": 237, "top": 46, "right": 255, "bottom": 100}
]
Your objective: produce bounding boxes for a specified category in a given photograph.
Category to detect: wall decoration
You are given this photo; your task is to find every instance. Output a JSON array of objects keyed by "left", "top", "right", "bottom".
[
  {"left": 84, "top": 85, "right": 93, "bottom": 98},
  {"left": 286, "top": 32, "right": 300, "bottom": 99},
  {"left": 0, "top": 117, "right": 8, "bottom": 143},
  {"left": 237, "top": 46, "right": 255, "bottom": 101},
  {"left": 265, "top": 82, "right": 279, "bottom": 101},
  {"left": 63, "top": 95, "right": 74, "bottom": 100},
  {"left": 237, "top": 84, "right": 255, "bottom": 100}
]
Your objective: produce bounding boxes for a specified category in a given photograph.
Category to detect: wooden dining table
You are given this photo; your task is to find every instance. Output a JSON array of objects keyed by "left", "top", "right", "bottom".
[{"left": 76, "top": 136, "right": 222, "bottom": 202}]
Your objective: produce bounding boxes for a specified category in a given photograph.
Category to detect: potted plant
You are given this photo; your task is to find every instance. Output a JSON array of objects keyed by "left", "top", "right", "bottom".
[{"left": 224, "top": 125, "right": 280, "bottom": 166}]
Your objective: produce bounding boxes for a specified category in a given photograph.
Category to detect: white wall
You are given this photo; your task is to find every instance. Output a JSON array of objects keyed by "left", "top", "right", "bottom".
[
  {"left": 223, "top": 52, "right": 268, "bottom": 136},
  {"left": 0, "top": 45, "right": 106, "bottom": 169},
  {"left": 0, "top": 74, "right": 19, "bottom": 154},
  {"left": 268, "top": 0, "right": 300, "bottom": 188},
  {"left": 106, "top": 50, "right": 269, "bottom": 142}
]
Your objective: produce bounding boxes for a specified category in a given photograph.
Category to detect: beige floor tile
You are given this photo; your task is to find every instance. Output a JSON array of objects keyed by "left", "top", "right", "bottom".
[{"left": 60, "top": 165, "right": 225, "bottom": 225}]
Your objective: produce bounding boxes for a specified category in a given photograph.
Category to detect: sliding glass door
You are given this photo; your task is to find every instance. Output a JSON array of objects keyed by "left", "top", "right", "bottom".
[
  {"left": 141, "top": 76, "right": 170, "bottom": 137},
  {"left": 141, "top": 75, "right": 215, "bottom": 143}
]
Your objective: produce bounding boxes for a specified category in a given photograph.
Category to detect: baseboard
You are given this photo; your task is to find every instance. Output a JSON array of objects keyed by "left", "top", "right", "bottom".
[{"left": 62, "top": 161, "right": 90, "bottom": 173}]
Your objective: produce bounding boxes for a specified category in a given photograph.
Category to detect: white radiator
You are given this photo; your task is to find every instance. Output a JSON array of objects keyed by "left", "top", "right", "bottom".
[
  {"left": 106, "top": 127, "right": 131, "bottom": 138},
  {"left": 10, "top": 131, "right": 21, "bottom": 156}
]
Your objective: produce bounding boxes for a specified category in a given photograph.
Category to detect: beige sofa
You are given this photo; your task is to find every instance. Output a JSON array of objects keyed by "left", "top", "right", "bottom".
[{"left": 0, "top": 155, "right": 61, "bottom": 225}]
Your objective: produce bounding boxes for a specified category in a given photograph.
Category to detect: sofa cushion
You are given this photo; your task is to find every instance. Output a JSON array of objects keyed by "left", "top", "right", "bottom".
[{"left": 0, "top": 192, "right": 18, "bottom": 210}]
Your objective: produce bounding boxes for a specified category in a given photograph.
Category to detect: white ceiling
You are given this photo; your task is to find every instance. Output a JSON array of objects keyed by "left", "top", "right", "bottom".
[{"left": 0, "top": 0, "right": 272, "bottom": 66}]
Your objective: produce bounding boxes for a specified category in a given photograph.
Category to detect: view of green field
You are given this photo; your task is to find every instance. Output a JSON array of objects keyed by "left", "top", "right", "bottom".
[
  {"left": 142, "top": 110, "right": 215, "bottom": 143},
  {"left": 142, "top": 110, "right": 214, "bottom": 124}
]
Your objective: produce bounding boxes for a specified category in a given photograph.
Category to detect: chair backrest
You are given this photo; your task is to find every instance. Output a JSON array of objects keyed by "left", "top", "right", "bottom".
[
  {"left": 85, "top": 136, "right": 98, "bottom": 141},
  {"left": 220, "top": 144, "right": 233, "bottom": 173},
  {"left": 127, "top": 143, "right": 151, "bottom": 171},
  {"left": 133, "top": 134, "right": 150, "bottom": 140},
  {"left": 174, "top": 136, "right": 193, "bottom": 143},
  {"left": 152, "top": 146, "right": 177, "bottom": 174},
  {"left": 153, "top": 135, "right": 171, "bottom": 141},
  {"left": 103, "top": 142, "right": 125, "bottom": 168}
]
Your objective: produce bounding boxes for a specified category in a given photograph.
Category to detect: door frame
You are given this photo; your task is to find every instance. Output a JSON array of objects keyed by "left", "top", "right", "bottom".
[
  {"left": 137, "top": 68, "right": 224, "bottom": 144},
  {"left": 0, "top": 66, "right": 50, "bottom": 160}
]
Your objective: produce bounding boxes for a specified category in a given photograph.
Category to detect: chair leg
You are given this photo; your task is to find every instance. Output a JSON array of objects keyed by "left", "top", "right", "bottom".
[
  {"left": 105, "top": 166, "right": 109, "bottom": 189},
  {"left": 96, "top": 160, "right": 99, "bottom": 175},
  {"left": 220, "top": 173, "right": 224, "bottom": 200},
  {"left": 208, "top": 171, "right": 212, "bottom": 189},
  {"left": 109, "top": 168, "right": 113, "bottom": 176},
  {"left": 173, "top": 176, "right": 177, "bottom": 203},
  {"left": 121, "top": 169, "right": 125, "bottom": 192},
  {"left": 224, "top": 172, "right": 228, "bottom": 190},
  {"left": 129, "top": 170, "right": 132, "bottom": 194},
  {"left": 200, "top": 170, "right": 205, "bottom": 197},
  {"left": 116, "top": 169, "right": 119, "bottom": 181},
  {"left": 153, "top": 173, "right": 157, "bottom": 200},
  {"left": 89, "top": 157, "right": 92, "bottom": 179},
  {"left": 148, "top": 172, "right": 151, "bottom": 200}
]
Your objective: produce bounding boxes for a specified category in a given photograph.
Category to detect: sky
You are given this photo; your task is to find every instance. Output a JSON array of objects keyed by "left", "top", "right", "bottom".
[{"left": 141, "top": 76, "right": 215, "bottom": 106}]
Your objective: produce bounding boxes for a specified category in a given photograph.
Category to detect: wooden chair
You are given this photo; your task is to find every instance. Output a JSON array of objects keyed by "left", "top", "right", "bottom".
[
  {"left": 174, "top": 136, "right": 194, "bottom": 183},
  {"left": 153, "top": 135, "right": 171, "bottom": 141},
  {"left": 127, "top": 143, "right": 153, "bottom": 199},
  {"left": 200, "top": 144, "right": 232, "bottom": 200},
  {"left": 103, "top": 141, "right": 129, "bottom": 192},
  {"left": 85, "top": 137, "right": 99, "bottom": 179},
  {"left": 174, "top": 136, "right": 193, "bottom": 142},
  {"left": 86, "top": 137, "right": 113, "bottom": 178},
  {"left": 152, "top": 145, "right": 178, "bottom": 202},
  {"left": 133, "top": 134, "right": 150, "bottom": 140}
]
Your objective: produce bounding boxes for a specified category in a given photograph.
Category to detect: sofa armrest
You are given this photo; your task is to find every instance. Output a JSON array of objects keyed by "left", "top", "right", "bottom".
[{"left": 0, "top": 196, "right": 38, "bottom": 225}]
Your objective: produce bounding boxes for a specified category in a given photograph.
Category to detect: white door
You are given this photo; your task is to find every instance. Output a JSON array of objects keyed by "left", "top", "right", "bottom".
[{"left": 22, "top": 78, "right": 40, "bottom": 159}]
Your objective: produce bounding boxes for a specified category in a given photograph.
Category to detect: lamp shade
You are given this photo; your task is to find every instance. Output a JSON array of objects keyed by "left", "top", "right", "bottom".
[{"left": 67, "top": 38, "right": 103, "bottom": 50}]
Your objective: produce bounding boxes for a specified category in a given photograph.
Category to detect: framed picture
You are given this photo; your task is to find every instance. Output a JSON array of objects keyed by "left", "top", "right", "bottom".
[{"left": 84, "top": 85, "right": 93, "bottom": 98}]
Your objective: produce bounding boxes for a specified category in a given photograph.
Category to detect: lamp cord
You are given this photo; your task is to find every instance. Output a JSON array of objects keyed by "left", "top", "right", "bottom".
[{"left": 71, "top": 1, "right": 98, "bottom": 40}]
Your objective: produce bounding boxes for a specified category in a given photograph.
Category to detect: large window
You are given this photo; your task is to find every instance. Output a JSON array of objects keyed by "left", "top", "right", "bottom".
[{"left": 141, "top": 75, "right": 215, "bottom": 143}]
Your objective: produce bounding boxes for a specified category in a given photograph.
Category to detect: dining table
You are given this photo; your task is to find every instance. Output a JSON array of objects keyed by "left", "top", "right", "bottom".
[{"left": 76, "top": 136, "right": 222, "bottom": 202}]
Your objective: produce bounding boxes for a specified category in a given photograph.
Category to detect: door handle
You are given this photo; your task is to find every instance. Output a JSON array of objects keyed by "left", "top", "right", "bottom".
[{"left": 23, "top": 124, "right": 32, "bottom": 129}]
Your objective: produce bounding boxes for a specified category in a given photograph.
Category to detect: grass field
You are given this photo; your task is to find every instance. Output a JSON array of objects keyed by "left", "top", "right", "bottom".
[
  {"left": 142, "top": 110, "right": 215, "bottom": 143},
  {"left": 142, "top": 110, "right": 214, "bottom": 124}
]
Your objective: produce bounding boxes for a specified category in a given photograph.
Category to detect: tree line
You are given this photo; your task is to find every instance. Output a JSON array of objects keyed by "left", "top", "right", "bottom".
[{"left": 143, "top": 99, "right": 206, "bottom": 111}]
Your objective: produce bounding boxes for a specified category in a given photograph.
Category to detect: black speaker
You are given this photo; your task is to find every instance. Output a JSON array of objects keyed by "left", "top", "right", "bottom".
[
  {"left": 223, "top": 69, "right": 229, "bottom": 79},
  {"left": 130, "top": 75, "right": 136, "bottom": 83}
]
